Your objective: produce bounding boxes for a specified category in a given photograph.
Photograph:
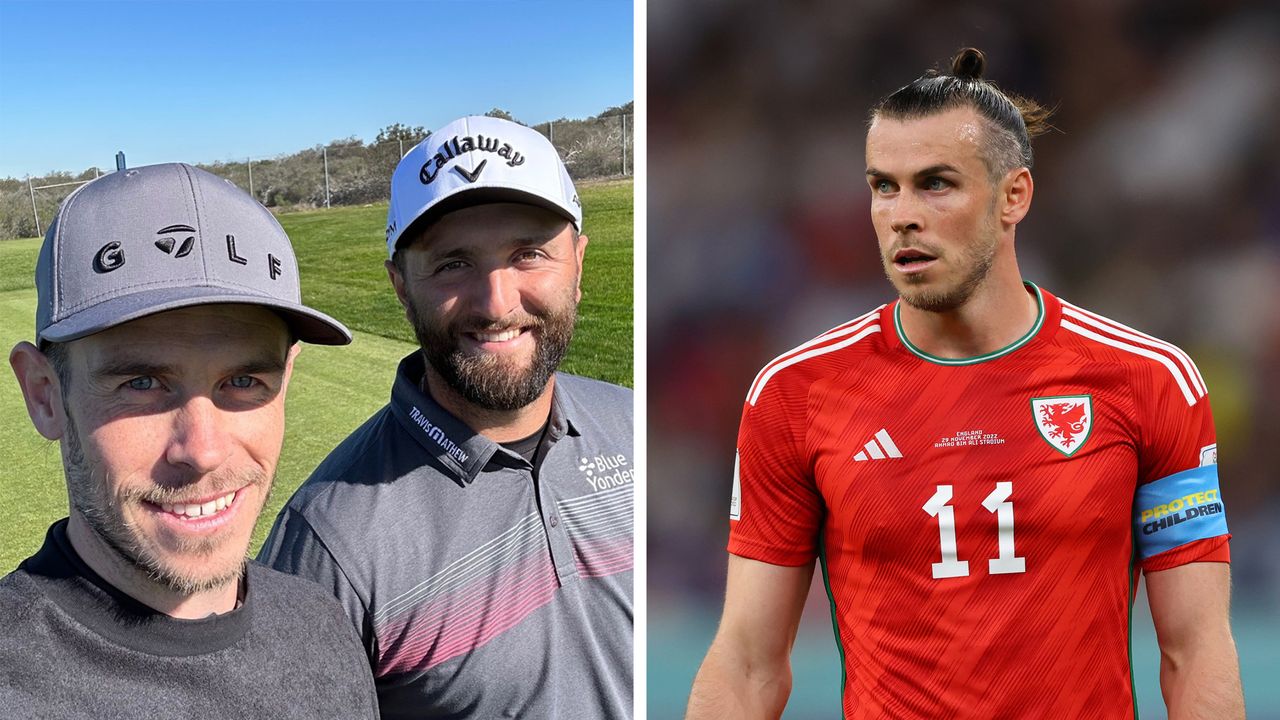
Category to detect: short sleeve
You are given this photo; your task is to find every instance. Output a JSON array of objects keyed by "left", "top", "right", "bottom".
[
  {"left": 726, "top": 378, "right": 824, "bottom": 566},
  {"left": 1134, "top": 353, "right": 1230, "bottom": 573},
  {"left": 258, "top": 507, "right": 377, "bottom": 660}
]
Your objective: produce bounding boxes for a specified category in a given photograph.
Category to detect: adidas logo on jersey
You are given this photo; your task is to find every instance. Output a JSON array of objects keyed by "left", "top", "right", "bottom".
[{"left": 854, "top": 429, "right": 903, "bottom": 461}]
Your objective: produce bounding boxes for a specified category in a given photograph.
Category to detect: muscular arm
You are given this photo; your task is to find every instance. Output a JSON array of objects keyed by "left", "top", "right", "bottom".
[
  {"left": 685, "top": 555, "right": 815, "bottom": 720},
  {"left": 1146, "top": 562, "right": 1244, "bottom": 720}
]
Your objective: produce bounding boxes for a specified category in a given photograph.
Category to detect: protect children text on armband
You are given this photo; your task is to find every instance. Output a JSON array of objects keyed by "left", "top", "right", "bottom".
[{"left": 1133, "top": 465, "right": 1228, "bottom": 561}]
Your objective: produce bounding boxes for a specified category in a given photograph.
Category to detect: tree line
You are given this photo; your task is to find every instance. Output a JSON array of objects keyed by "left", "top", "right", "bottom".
[{"left": 0, "top": 103, "right": 632, "bottom": 241}]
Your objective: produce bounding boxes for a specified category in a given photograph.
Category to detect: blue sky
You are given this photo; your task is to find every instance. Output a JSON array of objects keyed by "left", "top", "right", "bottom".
[{"left": 0, "top": 0, "right": 633, "bottom": 178}]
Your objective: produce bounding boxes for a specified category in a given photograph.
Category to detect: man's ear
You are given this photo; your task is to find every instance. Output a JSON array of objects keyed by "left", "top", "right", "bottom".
[
  {"left": 10, "top": 342, "right": 67, "bottom": 441},
  {"left": 1000, "top": 168, "right": 1034, "bottom": 227},
  {"left": 280, "top": 342, "right": 303, "bottom": 394},
  {"left": 386, "top": 257, "right": 414, "bottom": 322}
]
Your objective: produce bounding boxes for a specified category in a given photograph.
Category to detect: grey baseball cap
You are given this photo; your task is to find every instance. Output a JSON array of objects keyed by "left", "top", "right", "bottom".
[{"left": 35, "top": 163, "right": 351, "bottom": 346}]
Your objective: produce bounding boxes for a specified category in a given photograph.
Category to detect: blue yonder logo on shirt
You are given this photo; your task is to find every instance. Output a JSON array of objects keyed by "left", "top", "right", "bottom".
[{"left": 579, "top": 453, "right": 633, "bottom": 493}]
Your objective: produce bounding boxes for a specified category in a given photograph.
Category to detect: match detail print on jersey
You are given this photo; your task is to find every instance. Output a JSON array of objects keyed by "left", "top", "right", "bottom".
[{"left": 1134, "top": 465, "right": 1228, "bottom": 560}]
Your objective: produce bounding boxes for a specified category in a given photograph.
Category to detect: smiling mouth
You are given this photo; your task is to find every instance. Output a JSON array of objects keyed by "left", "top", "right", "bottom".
[
  {"left": 469, "top": 327, "right": 525, "bottom": 343},
  {"left": 151, "top": 490, "right": 239, "bottom": 520}
]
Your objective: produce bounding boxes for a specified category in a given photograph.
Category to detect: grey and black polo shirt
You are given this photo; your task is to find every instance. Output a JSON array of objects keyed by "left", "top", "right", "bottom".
[{"left": 259, "top": 352, "right": 634, "bottom": 719}]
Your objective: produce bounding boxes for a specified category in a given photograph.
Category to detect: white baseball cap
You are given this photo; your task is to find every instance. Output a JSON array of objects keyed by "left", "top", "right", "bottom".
[{"left": 385, "top": 115, "right": 582, "bottom": 258}]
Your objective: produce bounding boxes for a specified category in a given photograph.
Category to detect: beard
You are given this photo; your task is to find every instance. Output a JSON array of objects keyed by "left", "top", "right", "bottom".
[
  {"left": 62, "top": 410, "right": 268, "bottom": 596},
  {"left": 406, "top": 290, "right": 579, "bottom": 412},
  {"left": 883, "top": 216, "right": 1000, "bottom": 314}
]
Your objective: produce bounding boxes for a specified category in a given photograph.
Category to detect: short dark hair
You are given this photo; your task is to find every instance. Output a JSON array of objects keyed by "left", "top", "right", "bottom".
[
  {"left": 42, "top": 341, "right": 71, "bottom": 392},
  {"left": 870, "top": 48, "right": 1054, "bottom": 178}
]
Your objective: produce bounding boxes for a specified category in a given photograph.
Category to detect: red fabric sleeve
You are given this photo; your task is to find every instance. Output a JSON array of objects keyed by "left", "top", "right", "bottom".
[
  {"left": 1143, "top": 535, "right": 1231, "bottom": 573},
  {"left": 1136, "top": 350, "right": 1229, "bottom": 573},
  {"left": 726, "top": 377, "right": 822, "bottom": 566}
]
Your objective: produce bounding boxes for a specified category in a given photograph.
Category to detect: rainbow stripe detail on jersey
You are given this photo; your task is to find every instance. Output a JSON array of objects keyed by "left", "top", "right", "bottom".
[{"left": 1134, "top": 465, "right": 1227, "bottom": 560}]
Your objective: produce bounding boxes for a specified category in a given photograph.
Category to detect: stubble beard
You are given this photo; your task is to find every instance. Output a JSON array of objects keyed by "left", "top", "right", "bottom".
[
  {"left": 884, "top": 214, "right": 1001, "bottom": 314},
  {"left": 407, "top": 290, "right": 579, "bottom": 412},
  {"left": 62, "top": 410, "right": 267, "bottom": 596}
]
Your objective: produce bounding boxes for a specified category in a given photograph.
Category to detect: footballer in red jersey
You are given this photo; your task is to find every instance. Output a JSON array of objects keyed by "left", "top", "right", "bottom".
[{"left": 686, "top": 49, "right": 1243, "bottom": 720}]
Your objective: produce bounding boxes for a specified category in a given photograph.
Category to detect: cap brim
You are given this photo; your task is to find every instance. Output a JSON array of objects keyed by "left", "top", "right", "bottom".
[
  {"left": 39, "top": 285, "right": 352, "bottom": 346},
  {"left": 394, "top": 186, "right": 579, "bottom": 254}
]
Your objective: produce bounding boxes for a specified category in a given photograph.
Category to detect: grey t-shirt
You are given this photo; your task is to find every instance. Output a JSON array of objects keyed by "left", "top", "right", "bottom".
[
  {"left": 259, "top": 352, "right": 634, "bottom": 719},
  {"left": 0, "top": 519, "right": 379, "bottom": 719}
]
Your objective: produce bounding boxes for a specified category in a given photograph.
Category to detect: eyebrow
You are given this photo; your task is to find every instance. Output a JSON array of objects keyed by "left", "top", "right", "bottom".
[
  {"left": 426, "top": 247, "right": 473, "bottom": 262},
  {"left": 866, "top": 163, "right": 962, "bottom": 178},
  {"left": 230, "top": 357, "right": 288, "bottom": 376},
  {"left": 90, "top": 360, "right": 173, "bottom": 381},
  {"left": 90, "top": 354, "right": 287, "bottom": 381},
  {"left": 512, "top": 232, "right": 557, "bottom": 246},
  {"left": 424, "top": 233, "right": 557, "bottom": 260}
]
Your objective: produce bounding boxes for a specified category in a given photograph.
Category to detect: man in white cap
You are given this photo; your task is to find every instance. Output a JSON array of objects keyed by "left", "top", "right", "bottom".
[
  {"left": 1, "top": 163, "right": 378, "bottom": 717},
  {"left": 260, "top": 116, "right": 634, "bottom": 718}
]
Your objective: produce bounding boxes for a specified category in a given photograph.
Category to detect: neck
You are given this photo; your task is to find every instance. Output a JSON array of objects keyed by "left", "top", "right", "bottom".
[
  {"left": 66, "top": 513, "right": 239, "bottom": 619},
  {"left": 422, "top": 364, "right": 555, "bottom": 443},
  {"left": 896, "top": 264, "right": 1038, "bottom": 360}
]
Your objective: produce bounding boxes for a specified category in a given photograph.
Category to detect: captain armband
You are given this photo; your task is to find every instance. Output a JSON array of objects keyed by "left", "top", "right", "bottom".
[{"left": 1133, "top": 465, "right": 1228, "bottom": 561}]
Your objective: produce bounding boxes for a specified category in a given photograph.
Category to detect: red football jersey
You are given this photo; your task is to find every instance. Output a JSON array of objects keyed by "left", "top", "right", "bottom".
[{"left": 728, "top": 285, "right": 1230, "bottom": 719}]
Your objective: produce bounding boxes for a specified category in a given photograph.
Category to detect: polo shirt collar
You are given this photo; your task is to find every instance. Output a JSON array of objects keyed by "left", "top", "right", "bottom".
[
  {"left": 390, "top": 353, "right": 497, "bottom": 484},
  {"left": 547, "top": 378, "right": 581, "bottom": 442},
  {"left": 388, "top": 352, "right": 581, "bottom": 484}
]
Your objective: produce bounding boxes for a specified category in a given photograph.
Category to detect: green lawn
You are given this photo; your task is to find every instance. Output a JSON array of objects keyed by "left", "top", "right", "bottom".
[{"left": 0, "top": 179, "right": 632, "bottom": 568}]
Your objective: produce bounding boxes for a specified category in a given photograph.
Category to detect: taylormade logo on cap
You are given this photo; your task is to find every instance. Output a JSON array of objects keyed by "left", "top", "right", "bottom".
[
  {"left": 385, "top": 115, "right": 582, "bottom": 257},
  {"left": 34, "top": 163, "right": 351, "bottom": 346}
]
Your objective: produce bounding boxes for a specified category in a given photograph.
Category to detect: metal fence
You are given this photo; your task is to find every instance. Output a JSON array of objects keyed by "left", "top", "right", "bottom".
[{"left": 1, "top": 114, "right": 631, "bottom": 240}]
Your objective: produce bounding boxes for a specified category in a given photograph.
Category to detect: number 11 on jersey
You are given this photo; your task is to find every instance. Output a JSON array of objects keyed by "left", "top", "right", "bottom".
[{"left": 923, "top": 483, "right": 1027, "bottom": 579}]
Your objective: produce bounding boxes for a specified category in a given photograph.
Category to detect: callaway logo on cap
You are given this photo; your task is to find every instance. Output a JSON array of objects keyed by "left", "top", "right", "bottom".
[
  {"left": 385, "top": 115, "right": 582, "bottom": 257},
  {"left": 35, "top": 163, "right": 351, "bottom": 346}
]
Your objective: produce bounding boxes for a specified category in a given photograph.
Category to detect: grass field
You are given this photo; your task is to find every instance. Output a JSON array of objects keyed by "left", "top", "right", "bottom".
[{"left": 0, "top": 179, "right": 632, "bottom": 569}]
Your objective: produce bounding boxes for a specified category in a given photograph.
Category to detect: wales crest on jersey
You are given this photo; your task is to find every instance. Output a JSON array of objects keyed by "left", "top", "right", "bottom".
[{"left": 1031, "top": 395, "right": 1093, "bottom": 456}]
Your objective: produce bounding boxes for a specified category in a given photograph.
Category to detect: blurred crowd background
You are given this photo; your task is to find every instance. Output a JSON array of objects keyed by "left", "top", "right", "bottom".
[{"left": 647, "top": 1, "right": 1280, "bottom": 717}]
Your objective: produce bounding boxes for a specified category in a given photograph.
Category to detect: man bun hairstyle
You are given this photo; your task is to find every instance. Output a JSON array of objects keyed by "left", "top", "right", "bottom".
[
  {"left": 950, "top": 46, "right": 986, "bottom": 80},
  {"left": 871, "top": 47, "right": 1054, "bottom": 178}
]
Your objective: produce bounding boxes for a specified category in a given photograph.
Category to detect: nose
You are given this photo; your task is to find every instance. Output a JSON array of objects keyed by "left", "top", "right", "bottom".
[
  {"left": 470, "top": 267, "right": 521, "bottom": 321},
  {"left": 165, "top": 395, "right": 231, "bottom": 475},
  {"left": 888, "top": 192, "right": 924, "bottom": 234}
]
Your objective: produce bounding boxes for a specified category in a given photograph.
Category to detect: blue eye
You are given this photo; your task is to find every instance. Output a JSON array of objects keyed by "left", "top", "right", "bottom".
[
  {"left": 229, "top": 375, "right": 256, "bottom": 389},
  {"left": 924, "top": 177, "right": 948, "bottom": 191},
  {"left": 127, "top": 377, "right": 155, "bottom": 391}
]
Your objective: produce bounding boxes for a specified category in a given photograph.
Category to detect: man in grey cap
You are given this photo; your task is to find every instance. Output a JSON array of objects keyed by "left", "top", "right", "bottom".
[
  {"left": 260, "top": 115, "right": 634, "bottom": 718},
  {"left": 1, "top": 163, "right": 378, "bottom": 718}
]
